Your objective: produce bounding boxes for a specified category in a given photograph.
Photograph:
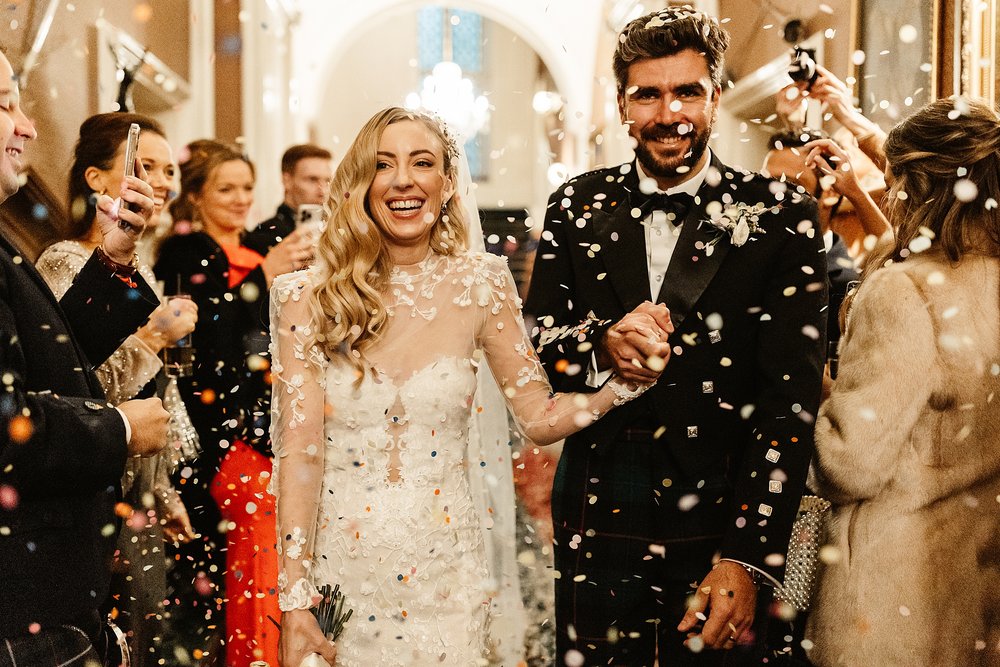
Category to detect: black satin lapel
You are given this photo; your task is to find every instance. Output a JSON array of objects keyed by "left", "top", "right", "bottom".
[
  {"left": 593, "top": 188, "right": 653, "bottom": 312},
  {"left": 655, "top": 166, "right": 731, "bottom": 328}
]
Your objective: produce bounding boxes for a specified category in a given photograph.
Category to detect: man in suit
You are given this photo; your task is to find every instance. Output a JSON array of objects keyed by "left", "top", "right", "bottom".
[
  {"left": 0, "top": 50, "right": 169, "bottom": 665},
  {"left": 243, "top": 143, "right": 332, "bottom": 256},
  {"left": 525, "top": 8, "right": 828, "bottom": 665}
]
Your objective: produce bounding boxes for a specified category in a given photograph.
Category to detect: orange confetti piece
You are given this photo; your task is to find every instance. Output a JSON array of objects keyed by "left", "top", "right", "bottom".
[{"left": 8, "top": 415, "right": 32, "bottom": 443}]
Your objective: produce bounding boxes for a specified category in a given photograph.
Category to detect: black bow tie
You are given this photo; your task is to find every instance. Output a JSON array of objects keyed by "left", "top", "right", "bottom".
[{"left": 634, "top": 191, "right": 695, "bottom": 225}]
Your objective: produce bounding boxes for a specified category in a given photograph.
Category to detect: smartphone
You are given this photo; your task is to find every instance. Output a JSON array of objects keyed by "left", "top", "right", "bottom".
[
  {"left": 296, "top": 204, "right": 326, "bottom": 247},
  {"left": 118, "top": 123, "right": 141, "bottom": 226},
  {"left": 297, "top": 204, "right": 325, "bottom": 228}
]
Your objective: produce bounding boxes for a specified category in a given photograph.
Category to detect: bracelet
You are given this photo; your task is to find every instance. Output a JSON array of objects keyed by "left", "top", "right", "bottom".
[
  {"left": 95, "top": 245, "right": 139, "bottom": 277},
  {"left": 738, "top": 564, "right": 766, "bottom": 588}
]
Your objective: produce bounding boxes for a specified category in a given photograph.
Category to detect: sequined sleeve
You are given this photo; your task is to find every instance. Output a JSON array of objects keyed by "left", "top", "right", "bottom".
[
  {"left": 37, "top": 242, "right": 163, "bottom": 403},
  {"left": 474, "top": 253, "right": 645, "bottom": 445},
  {"left": 269, "top": 270, "right": 328, "bottom": 611}
]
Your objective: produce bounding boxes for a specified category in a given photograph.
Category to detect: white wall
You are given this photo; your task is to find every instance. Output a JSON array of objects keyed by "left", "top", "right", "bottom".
[
  {"left": 291, "top": 0, "right": 603, "bottom": 176},
  {"left": 240, "top": 0, "right": 297, "bottom": 220},
  {"left": 311, "top": 12, "right": 545, "bottom": 214}
]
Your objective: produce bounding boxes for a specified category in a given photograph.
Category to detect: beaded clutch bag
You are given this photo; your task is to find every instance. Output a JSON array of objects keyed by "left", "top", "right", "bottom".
[{"left": 776, "top": 495, "right": 832, "bottom": 611}]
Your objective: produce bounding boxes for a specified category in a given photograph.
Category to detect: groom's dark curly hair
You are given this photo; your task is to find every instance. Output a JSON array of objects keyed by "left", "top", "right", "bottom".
[{"left": 613, "top": 6, "right": 731, "bottom": 95}]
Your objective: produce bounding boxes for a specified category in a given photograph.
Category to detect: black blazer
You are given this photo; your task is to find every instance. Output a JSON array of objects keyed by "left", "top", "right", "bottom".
[
  {"left": 525, "top": 156, "right": 828, "bottom": 578},
  {"left": 0, "top": 234, "right": 157, "bottom": 636},
  {"left": 243, "top": 203, "right": 295, "bottom": 257}
]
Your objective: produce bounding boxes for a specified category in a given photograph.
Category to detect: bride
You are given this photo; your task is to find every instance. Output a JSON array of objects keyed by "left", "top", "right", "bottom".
[{"left": 271, "top": 107, "right": 672, "bottom": 667}]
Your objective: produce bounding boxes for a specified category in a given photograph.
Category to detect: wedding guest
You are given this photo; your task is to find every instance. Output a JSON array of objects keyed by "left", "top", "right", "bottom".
[
  {"left": 807, "top": 97, "right": 1000, "bottom": 667},
  {"left": 154, "top": 140, "right": 312, "bottom": 666},
  {"left": 777, "top": 64, "right": 887, "bottom": 171},
  {"left": 243, "top": 143, "right": 332, "bottom": 256},
  {"left": 36, "top": 112, "right": 197, "bottom": 667},
  {"left": 0, "top": 49, "right": 169, "bottom": 666},
  {"left": 525, "top": 7, "right": 827, "bottom": 664},
  {"left": 762, "top": 129, "right": 889, "bottom": 374}
]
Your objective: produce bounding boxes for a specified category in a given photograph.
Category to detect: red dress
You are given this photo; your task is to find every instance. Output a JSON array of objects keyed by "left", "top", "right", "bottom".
[{"left": 209, "top": 244, "right": 279, "bottom": 666}]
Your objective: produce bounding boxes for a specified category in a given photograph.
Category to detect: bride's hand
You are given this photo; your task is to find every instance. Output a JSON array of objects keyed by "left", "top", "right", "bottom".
[{"left": 279, "top": 609, "right": 337, "bottom": 667}]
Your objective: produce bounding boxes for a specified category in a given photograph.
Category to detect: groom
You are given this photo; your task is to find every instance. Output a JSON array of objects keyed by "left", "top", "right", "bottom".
[{"left": 525, "top": 7, "right": 827, "bottom": 665}]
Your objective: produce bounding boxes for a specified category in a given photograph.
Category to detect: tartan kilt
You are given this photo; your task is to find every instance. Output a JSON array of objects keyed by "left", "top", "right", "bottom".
[{"left": 552, "top": 433, "right": 732, "bottom": 638}]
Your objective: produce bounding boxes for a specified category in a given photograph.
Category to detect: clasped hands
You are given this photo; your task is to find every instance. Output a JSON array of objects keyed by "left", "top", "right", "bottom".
[{"left": 597, "top": 301, "right": 674, "bottom": 384}]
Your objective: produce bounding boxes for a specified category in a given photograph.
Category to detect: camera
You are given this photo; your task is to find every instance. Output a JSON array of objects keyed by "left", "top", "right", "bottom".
[{"left": 788, "top": 46, "right": 819, "bottom": 87}]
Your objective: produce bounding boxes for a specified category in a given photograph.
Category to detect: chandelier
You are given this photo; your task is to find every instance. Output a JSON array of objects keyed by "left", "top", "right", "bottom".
[{"left": 405, "top": 9, "right": 490, "bottom": 140}]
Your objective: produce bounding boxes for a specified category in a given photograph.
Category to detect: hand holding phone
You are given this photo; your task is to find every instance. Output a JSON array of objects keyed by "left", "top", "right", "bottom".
[{"left": 118, "top": 123, "right": 141, "bottom": 228}]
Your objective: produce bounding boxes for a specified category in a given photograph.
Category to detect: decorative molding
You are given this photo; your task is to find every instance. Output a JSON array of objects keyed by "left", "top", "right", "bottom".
[
  {"left": 722, "top": 31, "right": 824, "bottom": 121},
  {"left": 94, "top": 18, "right": 191, "bottom": 111}
]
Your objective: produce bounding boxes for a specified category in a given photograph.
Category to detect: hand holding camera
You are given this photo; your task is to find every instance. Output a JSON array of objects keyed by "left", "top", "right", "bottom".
[{"left": 802, "top": 138, "right": 865, "bottom": 201}]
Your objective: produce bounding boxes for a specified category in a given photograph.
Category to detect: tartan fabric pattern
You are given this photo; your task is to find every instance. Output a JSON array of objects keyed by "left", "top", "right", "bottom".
[{"left": 526, "top": 157, "right": 828, "bottom": 666}]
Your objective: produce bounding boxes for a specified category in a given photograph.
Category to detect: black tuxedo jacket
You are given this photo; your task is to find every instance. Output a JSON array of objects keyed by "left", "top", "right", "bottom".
[
  {"left": 525, "top": 156, "right": 828, "bottom": 579},
  {"left": 0, "top": 233, "right": 157, "bottom": 636},
  {"left": 243, "top": 203, "right": 295, "bottom": 257}
]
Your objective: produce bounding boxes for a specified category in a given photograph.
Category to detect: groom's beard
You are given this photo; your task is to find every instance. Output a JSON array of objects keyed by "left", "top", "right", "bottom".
[{"left": 634, "top": 117, "right": 713, "bottom": 180}]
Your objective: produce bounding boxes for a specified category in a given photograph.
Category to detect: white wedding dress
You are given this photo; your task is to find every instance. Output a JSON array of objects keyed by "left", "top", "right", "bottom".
[{"left": 270, "top": 250, "right": 636, "bottom": 666}]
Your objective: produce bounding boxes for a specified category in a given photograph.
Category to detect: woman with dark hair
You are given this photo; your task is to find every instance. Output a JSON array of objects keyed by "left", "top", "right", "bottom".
[
  {"left": 36, "top": 111, "right": 198, "bottom": 667},
  {"left": 805, "top": 97, "right": 1000, "bottom": 666},
  {"left": 154, "top": 140, "right": 312, "bottom": 667}
]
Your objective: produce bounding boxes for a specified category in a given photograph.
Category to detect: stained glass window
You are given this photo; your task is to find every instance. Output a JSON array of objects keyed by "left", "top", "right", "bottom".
[{"left": 415, "top": 6, "right": 488, "bottom": 180}]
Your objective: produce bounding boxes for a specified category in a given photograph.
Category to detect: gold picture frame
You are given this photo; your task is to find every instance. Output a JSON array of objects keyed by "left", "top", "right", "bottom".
[{"left": 856, "top": 0, "right": 940, "bottom": 125}]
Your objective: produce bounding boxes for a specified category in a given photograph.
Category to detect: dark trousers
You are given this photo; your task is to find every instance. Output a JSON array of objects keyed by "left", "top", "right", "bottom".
[
  {"left": 555, "top": 576, "right": 772, "bottom": 666},
  {"left": 552, "top": 435, "right": 770, "bottom": 666},
  {"left": 0, "top": 626, "right": 101, "bottom": 667}
]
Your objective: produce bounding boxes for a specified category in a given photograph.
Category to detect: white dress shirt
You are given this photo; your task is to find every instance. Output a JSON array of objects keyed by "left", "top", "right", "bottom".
[{"left": 586, "top": 153, "right": 713, "bottom": 388}]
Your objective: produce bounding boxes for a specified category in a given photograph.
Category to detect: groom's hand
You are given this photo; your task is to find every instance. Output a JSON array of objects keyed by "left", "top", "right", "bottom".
[
  {"left": 598, "top": 301, "right": 673, "bottom": 383},
  {"left": 678, "top": 561, "right": 757, "bottom": 651}
]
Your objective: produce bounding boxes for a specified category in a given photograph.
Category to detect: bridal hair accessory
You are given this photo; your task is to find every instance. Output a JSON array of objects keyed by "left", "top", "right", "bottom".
[{"left": 405, "top": 109, "right": 460, "bottom": 162}]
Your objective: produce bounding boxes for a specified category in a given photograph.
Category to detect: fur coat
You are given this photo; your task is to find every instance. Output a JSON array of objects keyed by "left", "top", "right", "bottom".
[{"left": 806, "top": 251, "right": 1000, "bottom": 666}]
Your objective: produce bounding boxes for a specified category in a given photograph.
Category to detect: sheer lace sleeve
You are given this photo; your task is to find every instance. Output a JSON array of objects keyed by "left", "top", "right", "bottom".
[
  {"left": 269, "top": 270, "right": 328, "bottom": 611},
  {"left": 37, "top": 243, "right": 162, "bottom": 403},
  {"left": 475, "top": 253, "right": 644, "bottom": 445}
]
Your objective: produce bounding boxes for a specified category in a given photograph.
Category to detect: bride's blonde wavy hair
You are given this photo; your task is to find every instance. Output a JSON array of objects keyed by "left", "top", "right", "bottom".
[
  {"left": 840, "top": 96, "right": 1000, "bottom": 330},
  {"left": 307, "top": 107, "right": 468, "bottom": 377}
]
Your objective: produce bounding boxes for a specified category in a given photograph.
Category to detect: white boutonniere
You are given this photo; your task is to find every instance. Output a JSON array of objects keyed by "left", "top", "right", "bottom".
[{"left": 702, "top": 201, "right": 774, "bottom": 256}]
